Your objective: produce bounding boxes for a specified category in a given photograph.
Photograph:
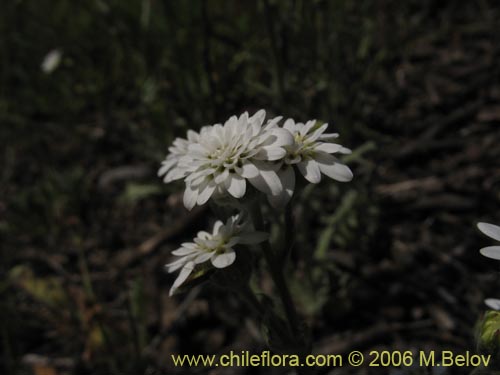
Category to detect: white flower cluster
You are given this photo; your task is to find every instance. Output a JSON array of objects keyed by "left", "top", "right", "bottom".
[
  {"left": 160, "top": 110, "right": 354, "bottom": 296},
  {"left": 159, "top": 110, "right": 353, "bottom": 210},
  {"left": 166, "top": 214, "right": 267, "bottom": 296},
  {"left": 477, "top": 222, "right": 500, "bottom": 310}
]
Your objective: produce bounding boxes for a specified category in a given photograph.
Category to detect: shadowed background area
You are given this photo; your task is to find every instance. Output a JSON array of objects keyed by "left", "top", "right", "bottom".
[{"left": 1, "top": 1, "right": 500, "bottom": 374}]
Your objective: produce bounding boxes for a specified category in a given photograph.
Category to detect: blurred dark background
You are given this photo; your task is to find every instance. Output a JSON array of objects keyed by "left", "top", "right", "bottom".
[{"left": 1, "top": 0, "right": 500, "bottom": 374}]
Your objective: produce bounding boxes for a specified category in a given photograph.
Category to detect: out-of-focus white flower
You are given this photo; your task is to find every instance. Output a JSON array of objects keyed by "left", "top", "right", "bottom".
[
  {"left": 41, "top": 49, "right": 62, "bottom": 74},
  {"left": 159, "top": 110, "right": 293, "bottom": 210},
  {"left": 477, "top": 222, "right": 500, "bottom": 310},
  {"left": 270, "top": 119, "right": 353, "bottom": 207},
  {"left": 166, "top": 214, "right": 267, "bottom": 296},
  {"left": 478, "top": 222, "right": 500, "bottom": 260}
]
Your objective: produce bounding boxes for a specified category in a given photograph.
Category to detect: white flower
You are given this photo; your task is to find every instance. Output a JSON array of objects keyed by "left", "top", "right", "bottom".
[
  {"left": 477, "top": 222, "right": 500, "bottom": 310},
  {"left": 477, "top": 222, "right": 500, "bottom": 260},
  {"left": 166, "top": 214, "right": 267, "bottom": 296},
  {"left": 159, "top": 110, "right": 294, "bottom": 210},
  {"left": 270, "top": 119, "right": 353, "bottom": 207},
  {"left": 41, "top": 49, "right": 62, "bottom": 74}
]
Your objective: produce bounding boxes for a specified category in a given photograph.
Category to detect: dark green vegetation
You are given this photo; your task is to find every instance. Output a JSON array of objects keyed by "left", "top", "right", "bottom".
[{"left": 1, "top": 1, "right": 500, "bottom": 374}]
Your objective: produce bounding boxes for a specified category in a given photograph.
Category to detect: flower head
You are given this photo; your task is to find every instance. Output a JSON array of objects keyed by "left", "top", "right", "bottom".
[
  {"left": 166, "top": 214, "right": 267, "bottom": 296},
  {"left": 477, "top": 222, "right": 500, "bottom": 310},
  {"left": 159, "top": 110, "right": 293, "bottom": 210},
  {"left": 478, "top": 222, "right": 500, "bottom": 260},
  {"left": 270, "top": 119, "right": 353, "bottom": 207}
]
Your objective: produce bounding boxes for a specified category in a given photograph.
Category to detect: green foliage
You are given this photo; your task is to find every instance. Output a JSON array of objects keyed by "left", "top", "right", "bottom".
[
  {"left": 476, "top": 311, "right": 500, "bottom": 369},
  {"left": 119, "top": 182, "right": 162, "bottom": 204},
  {"left": 9, "top": 265, "right": 68, "bottom": 309}
]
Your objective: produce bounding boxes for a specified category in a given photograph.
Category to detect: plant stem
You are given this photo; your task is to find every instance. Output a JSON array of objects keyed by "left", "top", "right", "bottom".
[
  {"left": 78, "top": 248, "right": 120, "bottom": 374},
  {"left": 282, "top": 199, "right": 295, "bottom": 262},
  {"left": 249, "top": 202, "right": 302, "bottom": 343}
]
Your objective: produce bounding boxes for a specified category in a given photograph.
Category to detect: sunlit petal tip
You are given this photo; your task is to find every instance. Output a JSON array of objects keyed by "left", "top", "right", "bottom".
[
  {"left": 297, "top": 160, "right": 321, "bottom": 184},
  {"left": 479, "top": 246, "right": 500, "bottom": 260},
  {"left": 183, "top": 186, "right": 198, "bottom": 211},
  {"left": 485, "top": 298, "right": 500, "bottom": 310},
  {"left": 211, "top": 251, "right": 236, "bottom": 268},
  {"left": 226, "top": 174, "right": 246, "bottom": 198},
  {"left": 478, "top": 222, "right": 500, "bottom": 242}
]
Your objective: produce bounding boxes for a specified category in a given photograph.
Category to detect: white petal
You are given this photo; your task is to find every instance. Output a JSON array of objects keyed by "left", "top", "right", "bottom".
[
  {"left": 196, "top": 230, "right": 211, "bottom": 240},
  {"left": 300, "top": 120, "right": 316, "bottom": 135},
  {"left": 188, "top": 143, "right": 209, "bottom": 156},
  {"left": 269, "top": 128, "right": 294, "bottom": 147},
  {"left": 238, "top": 161, "right": 260, "bottom": 178},
  {"left": 268, "top": 166, "right": 295, "bottom": 208},
  {"left": 187, "top": 170, "right": 212, "bottom": 186},
  {"left": 479, "top": 246, "right": 500, "bottom": 260},
  {"left": 256, "top": 146, "right": 286, "bottom": 161},
  {"left": 224, "top": 115, "right": 239, "bottom": 136},
  {"left": 307, "top": 123, "right": 328, "bottom": 141},
  {"left": 183, "top": 185, "right": 199, "bottom": 210},
  {"left": 318, "top": 132, "right": 339, "bottom": 140},
  {"left": 165, "top": 257, "right": 190, "bottom": 272},
  {"left": 297, "top": 159, "right": 321, "bottom": 184},
  {"left": 315, "top": 152, "right": 353, "bottom": 182},
  {"left": 283, "top": 118, "right": 296, "bottom": 133},
  {"left": 319, "top": 162, "right": 353, "bottom": 182},
  {"left": 253, "top": 159, "right": 281, "bottom": 172},
  {"left": 238, "top": 111, "right": 249, "bottom": 127},
  {"left": 213, "top": 220, "right": 224, "bottom": 234},
  {"left": 194, "top": 252, "right": 213, "bottom": 264},
  {"left": 250, "top": 109, "right": 266, "bottom": 131},
  {"left": 187, "top": 130, "right": 199, "bottom": 142},
  {"left": 264, "top": 116, "right": 282, "bottom": 130},
  {"left": 165, "top": 167, "right": 187, "bottom": 182},
  {"left": 214, "top": 169, "right": 230, "bottom": 184},
  {"left": 211, "top": 250, "right": 236, "bottom": 268},
  {"left": 314, "top": 142, "right": 344, "bottom": 154},
  {"left": 226, "top": 174, "right": 246, "bottom": 198},
  {"left": 158, "top": 159, "right": 176, "bottom": 177},
  {"left": 200, "top": 125, "right": 212, "bottom": 137},
  {"left": 171, "top": 247, "right": 198, "bottom": 256},
  {"left": 485, "top": 298, "right": 500, "bottom": 310},
  {"left": 180, "top": 242, "right": 198, "bottom": 249},
  {"left": 248, "top": 169, "right": 282, "bottom": 196},
  {"left": 196, "top": 180, "right": 216, "bottom": 205},
  {"left": 169, "top": 261, "right": 195, "bottom": 296},
  {"left": 251, "top": 109, "right": 265, "bottom": 120},
  {"left": 478, "top": 222, "right": 500, "bottom": 242}
]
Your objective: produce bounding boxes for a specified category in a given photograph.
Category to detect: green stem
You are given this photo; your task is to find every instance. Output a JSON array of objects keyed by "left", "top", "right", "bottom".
[
  {"left": 78, "top": 248, "right": 120, "bottom": 374},
  {"left": 249, "top": 202, "right": 302, "bottom": 343},
  {"left": 282, "top": 199, "right": 295, "bottom": 262}
]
